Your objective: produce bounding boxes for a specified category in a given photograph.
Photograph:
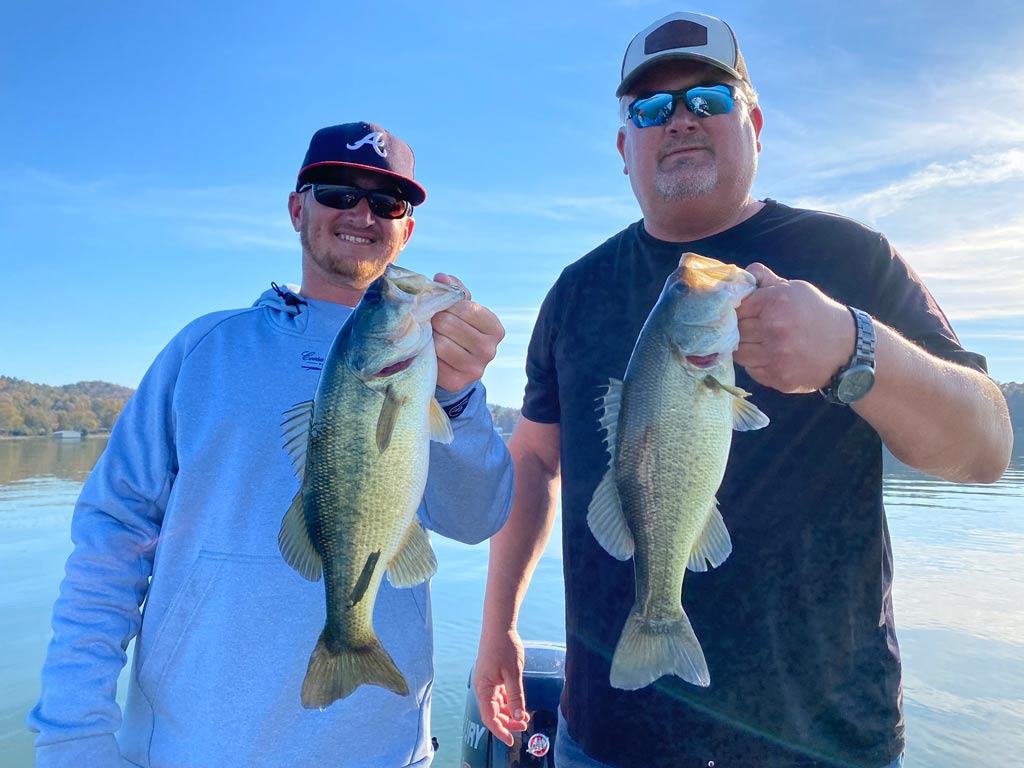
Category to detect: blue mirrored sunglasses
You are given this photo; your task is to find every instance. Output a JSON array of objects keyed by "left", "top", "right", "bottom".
[{"left": 628, "top": 85, "right": 738, "bottom": 128}]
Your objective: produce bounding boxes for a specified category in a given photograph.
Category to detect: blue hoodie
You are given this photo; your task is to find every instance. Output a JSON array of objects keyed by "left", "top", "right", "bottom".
[{"left": 27, "top": 285, "right": 514, "bottom": 768}]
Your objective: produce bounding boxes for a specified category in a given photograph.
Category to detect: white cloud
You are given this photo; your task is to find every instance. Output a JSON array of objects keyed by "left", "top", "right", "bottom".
[{"left": 796, "top": 150, "right": 1024, "bottom": 223}]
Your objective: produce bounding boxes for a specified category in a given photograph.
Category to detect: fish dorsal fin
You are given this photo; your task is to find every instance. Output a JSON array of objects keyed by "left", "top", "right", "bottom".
[
  {"left": 376, "top": 385, "right": 409, "bottom": 453},
  {"left": 428, "top": 398, "right": 454, "bottom": 444},
  {"left": 278, "top": 491, "right": 322, "bottom": 581},
  {"left": 596, "top": 379, "right": 624, "bottom": 460},
  {"left": 387, "top": 520, "right": 438, "bottom": 587},
  {"left": 687, "top": 500, "right": 732, "bottom": 572},
  {"left": 587, "top": 467, "right": 634, "bottom": 560},
  {"left": 588, "top": 378, "right": 633, "bottom": 560},
  {"left": 703, "top": 376, "right": 770, "bottom": 432},
  {"left": 281, "top": 400, "right": 315, "bottom": 482}
]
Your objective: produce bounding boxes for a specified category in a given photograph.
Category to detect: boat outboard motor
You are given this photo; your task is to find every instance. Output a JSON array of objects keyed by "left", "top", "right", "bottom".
[{"left": 461, "top": 641, "right": 565, "bottom": 767}]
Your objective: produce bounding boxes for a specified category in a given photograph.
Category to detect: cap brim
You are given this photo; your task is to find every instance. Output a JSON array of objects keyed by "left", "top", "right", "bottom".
[
  {"left": 615, "top": 54, "right": 743, "bottom": 98},
  {"left": 297, "top": 161, "right": 427, "bottom": 205}
]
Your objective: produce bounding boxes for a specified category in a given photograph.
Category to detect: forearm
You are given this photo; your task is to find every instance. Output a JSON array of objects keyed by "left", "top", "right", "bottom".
[
  {"left": 29, "top": 497, "right": 158, "bottom": 760},
  {"left": 422, "top": 383, "right": 514, "bottom": 544},
  {"left": 856, "top": 323, "right": 1013, "bottom": 483},
  {"left": 481, "top": 446, "right": 560, "bottom": 631},
  {"left": 30, "top": 351, "right": 176, "bottom": 758}
]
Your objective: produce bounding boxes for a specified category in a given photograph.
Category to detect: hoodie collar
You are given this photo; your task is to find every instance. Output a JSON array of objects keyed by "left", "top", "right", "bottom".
[{"left": 253, "top": 282, "right": 354, "bottom": 341}]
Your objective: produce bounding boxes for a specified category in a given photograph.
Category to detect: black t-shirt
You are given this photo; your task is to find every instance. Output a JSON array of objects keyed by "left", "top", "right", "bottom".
[{"left": 523, "top": 200, "right": 986, "bottom": 768}]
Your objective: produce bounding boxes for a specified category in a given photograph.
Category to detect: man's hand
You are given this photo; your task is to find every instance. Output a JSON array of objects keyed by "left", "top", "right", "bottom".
[
  {"left": 735, "top": 263, "right": 855, "bottom": 394},
  {"left": 432, "top": 274, "right": 505, "bottom": 392},
  {"left": 473, "top": 626, "right": 530, "bottom": 747}
]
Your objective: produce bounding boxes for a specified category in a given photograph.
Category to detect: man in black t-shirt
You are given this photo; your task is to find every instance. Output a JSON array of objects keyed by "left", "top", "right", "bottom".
[{"left": 473, "top": 11, "right": 1013, "bottom": 768}]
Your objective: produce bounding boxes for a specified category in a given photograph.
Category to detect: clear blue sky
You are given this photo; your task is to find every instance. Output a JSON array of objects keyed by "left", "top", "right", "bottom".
[{"left": 3, "top": 1, "right": 1022, "bottom": 407}]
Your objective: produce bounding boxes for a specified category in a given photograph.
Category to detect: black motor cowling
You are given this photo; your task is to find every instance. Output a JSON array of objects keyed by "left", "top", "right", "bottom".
[{"left": 461, "top": 641, "right": 565, "bottom": 767}]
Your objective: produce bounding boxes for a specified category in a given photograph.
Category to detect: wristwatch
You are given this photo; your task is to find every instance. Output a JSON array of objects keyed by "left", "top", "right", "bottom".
[{"left": 820, "top": 306, "right": 876, "bottom": 405}]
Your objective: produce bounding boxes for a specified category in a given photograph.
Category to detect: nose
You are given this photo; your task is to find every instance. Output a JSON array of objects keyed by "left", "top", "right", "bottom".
[
  {"left": 665, "top": 100, "right": 700, "bottom": 132},
  {"left": 343, "top": 196, "right": 376, "bottom": 225}
]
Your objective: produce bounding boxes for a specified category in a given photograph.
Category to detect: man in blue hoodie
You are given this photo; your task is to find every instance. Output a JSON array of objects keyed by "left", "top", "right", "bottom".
[{"left": 28, "top": 122, "right": 514, "bottom": 768}]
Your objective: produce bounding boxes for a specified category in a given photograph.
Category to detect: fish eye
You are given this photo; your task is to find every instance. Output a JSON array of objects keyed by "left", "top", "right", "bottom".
[{"left": 362, "top": 289, "right": 383, "bottom": 305}]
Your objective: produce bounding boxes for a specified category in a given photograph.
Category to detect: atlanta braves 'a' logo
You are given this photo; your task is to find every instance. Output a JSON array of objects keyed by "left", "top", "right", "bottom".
[{"left": 346, "top": 131, "right": 387, "bottom": 158}]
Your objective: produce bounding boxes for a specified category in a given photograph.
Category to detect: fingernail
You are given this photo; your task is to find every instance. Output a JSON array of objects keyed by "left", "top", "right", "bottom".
[{"left": 514, "top": 709, "right": 525, "bottom": 720}]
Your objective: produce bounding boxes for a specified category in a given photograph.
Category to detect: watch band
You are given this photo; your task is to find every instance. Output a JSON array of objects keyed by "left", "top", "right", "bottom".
[
  {"left": 847, "top": 306, "right": 876, "bottom": 368},
  {"left": 820, "top": 305, "right": 876, "bottom": 404}
]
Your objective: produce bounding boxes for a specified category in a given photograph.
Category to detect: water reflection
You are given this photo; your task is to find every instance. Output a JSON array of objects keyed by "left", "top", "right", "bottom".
[
  {"left": 2, "top": 437, "right": 1022, "bottom": 768},
  {"left": 0, "top": 437, "right": 109, "bottom": 484}
]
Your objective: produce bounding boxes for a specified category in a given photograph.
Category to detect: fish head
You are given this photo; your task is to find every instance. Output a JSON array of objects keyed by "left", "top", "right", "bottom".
[
  {"left": 660, "top": 253, "right": 757, "bottom": 371},
  {"left": 344, "top": 264, "right": 466, "bottom": 383}
]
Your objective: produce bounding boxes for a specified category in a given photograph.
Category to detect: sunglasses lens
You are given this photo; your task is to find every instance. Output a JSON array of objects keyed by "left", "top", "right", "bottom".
[
  {"left": 685, "top": 86, "right": 735, "bottom": 118},
  {"left": 629, "top": 86, "right": 737, "bottom": 127},
  {"left": 367, "top": 193, "right": 410, "bottom": 219},
  {"left": 630, "top": 93, "right": 675, "bottom": 127},
  {"left": 312, "top": 185, "right": 360, "bottom": 210},
  {"left": 311, "top": 185, "right": 409, "bottom": 219}
]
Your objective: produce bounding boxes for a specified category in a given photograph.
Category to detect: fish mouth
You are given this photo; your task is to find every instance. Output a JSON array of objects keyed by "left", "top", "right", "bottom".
[
  {"left": 685, "top": 353, "right": 720, "bottom": 368},
  {"left": 371, "top": 356, "right": 417, "bottom": 378}
]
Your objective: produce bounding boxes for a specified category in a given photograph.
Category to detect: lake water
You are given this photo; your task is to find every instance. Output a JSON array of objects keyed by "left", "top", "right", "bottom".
[{"left": 2, "top": 436, "right": 1022, "bottom": 767}]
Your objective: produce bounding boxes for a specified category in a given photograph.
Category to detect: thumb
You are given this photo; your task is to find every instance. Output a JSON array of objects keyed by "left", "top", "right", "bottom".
[
  {"left": 745, "top": 262, "right": 785, "bottom": 288},
  {"left": 506, "top": 671, "right": 528, "bottom": 721},
  {"left": 433, "top": 272, "right": 472, "bottom": 301}
]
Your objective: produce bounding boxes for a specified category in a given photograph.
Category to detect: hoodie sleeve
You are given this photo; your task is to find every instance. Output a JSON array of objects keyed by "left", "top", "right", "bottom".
[
  {"left": 419, "top": 382, "right": 513, "bottom": 545},
  {"left": 27, "top": 334, "right": 185, "bottom": 768}
]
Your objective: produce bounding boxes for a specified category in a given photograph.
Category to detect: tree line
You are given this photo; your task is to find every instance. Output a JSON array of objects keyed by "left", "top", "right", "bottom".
[
  {"left": 2, "top": 375, "right": 1022, "bottom": 438},
  {"left": 0, "top": 377, "right": 134, "bottom": 436}
]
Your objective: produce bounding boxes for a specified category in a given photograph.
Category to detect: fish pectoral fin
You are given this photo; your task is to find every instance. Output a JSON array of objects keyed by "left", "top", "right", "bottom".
[
  {"left": 281, "top": 400, "right": 315, "bottom": 482},
  {"left": 704, "top": 376, "right": 770, "bottom": 431},
  {"left": 427, "top": 398, "right": 454, "bottom": 444},
  {"left": 278, "top": 491, "right": 322, "bottom": 581},
  {"left": 376, "top": 385, "right": 408, "bottom": 453},
  {"left": 731, "top": 394, "right": 770, "bottom": 432},
  {"left": 687, "top": 500, "right": 732, "bottom": 572},
  {"left": 587, "top": 467, "right": 634, "bottom": 560},
  {"left": 386, "top": 521, "right": 438, "bottom": 587}
]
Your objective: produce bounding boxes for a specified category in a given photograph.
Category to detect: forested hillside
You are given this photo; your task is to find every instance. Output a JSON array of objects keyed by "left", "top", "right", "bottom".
[
  {"left": 2, "top": 375, "right": 1022, "bottom": 437},
  {"left": 0, "top": 377, "right": 133, "bottom": 435}
]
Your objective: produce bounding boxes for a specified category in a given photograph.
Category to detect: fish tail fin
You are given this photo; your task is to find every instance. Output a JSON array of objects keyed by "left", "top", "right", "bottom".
[
  {"left": 300, "top": 632, "right": 410, "bottom": 708},
  {"left": 609, "top": 606, "right": 710, "bottom": 690}
]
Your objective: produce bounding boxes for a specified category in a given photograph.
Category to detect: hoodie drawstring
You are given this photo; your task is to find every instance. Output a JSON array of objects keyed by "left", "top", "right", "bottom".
[{"left": 270, "top": 282, "right": 307, "bottom": 312}]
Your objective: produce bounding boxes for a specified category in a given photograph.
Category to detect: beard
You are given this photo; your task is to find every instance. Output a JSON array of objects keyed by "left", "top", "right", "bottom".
[
  {"left": 299, "top": 208, "right": 401, "bottom": 286},
  {"left": 653, "top": 165, "right": 718, "bottom": 200}
]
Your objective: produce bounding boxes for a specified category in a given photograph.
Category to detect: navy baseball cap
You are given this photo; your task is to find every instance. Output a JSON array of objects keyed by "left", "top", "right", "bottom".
[
  {"left": 296, "top": 122, "right": 427, "bottom": 206},
  {"left": 617, "top": 12, "right": 751, "bottom": 98}
]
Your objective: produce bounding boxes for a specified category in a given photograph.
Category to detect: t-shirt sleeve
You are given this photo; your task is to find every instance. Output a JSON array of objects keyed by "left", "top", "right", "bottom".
[
  {"left": 521, "top": 281, "right": 562, "bottom": 424},
  {"left": 869, "top": 234, "right": 988, "bottom": 374}
]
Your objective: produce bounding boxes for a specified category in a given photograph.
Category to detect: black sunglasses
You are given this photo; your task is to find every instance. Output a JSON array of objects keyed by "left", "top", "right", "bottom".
[{"left": 299, "top": 183, "right": 412, "bottom": 219}]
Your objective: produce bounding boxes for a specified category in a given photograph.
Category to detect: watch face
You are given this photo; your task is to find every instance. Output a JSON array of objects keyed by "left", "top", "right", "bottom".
[{"left": 837, "top": 365, "right": 875, "bottom": 403}]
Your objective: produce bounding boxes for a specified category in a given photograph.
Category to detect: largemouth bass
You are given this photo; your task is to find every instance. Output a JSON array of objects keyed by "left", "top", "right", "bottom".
[
  {"left": 587, "top": 252, "right": 769, "bottom": 690},
  {"left": 278, "top": 264, "right": 464, "bottom": 708}
]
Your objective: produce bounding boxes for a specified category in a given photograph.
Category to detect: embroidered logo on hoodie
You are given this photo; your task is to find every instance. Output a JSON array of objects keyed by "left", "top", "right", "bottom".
[
  {"left": 301, "top": 351, "right": 325, "bottom": 372},
  {"left": 442, "top": 388, "right": 475, "bottom": 419}
]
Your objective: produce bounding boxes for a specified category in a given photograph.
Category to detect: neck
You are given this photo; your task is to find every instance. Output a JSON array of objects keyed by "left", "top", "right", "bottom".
[
  {"left": 299, "top": 252, "right": 380, "bottom": 307},
  {"left": 298, "top": 281, "right": 366, "bottom": 307},
  {"left": 643, "top": 196, "right": 764, "bottom": 242}
]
